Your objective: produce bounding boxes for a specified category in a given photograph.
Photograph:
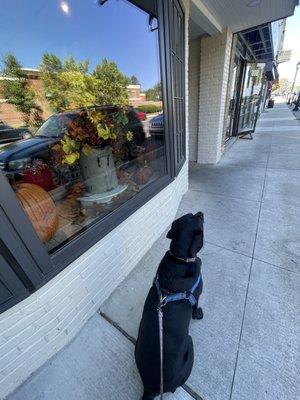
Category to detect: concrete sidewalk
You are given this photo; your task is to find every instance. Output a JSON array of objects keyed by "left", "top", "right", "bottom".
[{"left": 8, "top": 101, "right": 299, "bottom": 400}]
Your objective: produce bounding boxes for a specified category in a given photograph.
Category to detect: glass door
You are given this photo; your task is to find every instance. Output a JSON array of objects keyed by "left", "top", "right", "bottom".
[
  {"left": 225, "top": 56, "right": 243, "bottom": 139},
  {"left": 237, "top": 62, "right": 264, "bottom": 135}
]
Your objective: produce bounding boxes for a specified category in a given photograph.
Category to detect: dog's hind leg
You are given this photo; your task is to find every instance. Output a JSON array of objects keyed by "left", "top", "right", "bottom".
[
  {"left": 192, "top": 304, "right": 203, "bottom": 320},
  {"left": 141, "top": 390, "right": 156, "bottom": 400}
]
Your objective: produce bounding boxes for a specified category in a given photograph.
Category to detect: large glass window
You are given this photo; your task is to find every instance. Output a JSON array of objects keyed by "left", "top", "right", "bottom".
[{"left": 0, "top": 0, "right": 167, "bottom": 253}]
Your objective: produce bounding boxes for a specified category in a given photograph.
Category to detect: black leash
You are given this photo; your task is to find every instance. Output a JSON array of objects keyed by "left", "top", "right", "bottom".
[
  {"left": 157, "top": 298, "right": 165, "bottom": 399},
  {"left": 154, "top": 273, "right": 201, "bottom": 399}
]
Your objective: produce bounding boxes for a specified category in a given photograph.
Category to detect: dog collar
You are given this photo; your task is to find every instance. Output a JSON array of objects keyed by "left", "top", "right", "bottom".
[{"left": 169, "top": 250, "right": 196, "bottom": 263}]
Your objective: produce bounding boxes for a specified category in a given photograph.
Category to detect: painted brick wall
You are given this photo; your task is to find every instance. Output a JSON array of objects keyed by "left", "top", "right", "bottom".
[
  {"left": 197, "top": 29, "right": 233, "bottom": 164},
  {"left": 188, "top": 38, "right": 201, "bottom": 162},
  {"left": 0, "top": 1, "right": 190, "bottom": 398}
]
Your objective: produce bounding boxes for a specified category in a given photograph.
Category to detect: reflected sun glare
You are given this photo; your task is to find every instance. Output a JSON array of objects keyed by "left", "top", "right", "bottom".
[{"left": 60, "top": 1, "right": 70, "bottom": 15}]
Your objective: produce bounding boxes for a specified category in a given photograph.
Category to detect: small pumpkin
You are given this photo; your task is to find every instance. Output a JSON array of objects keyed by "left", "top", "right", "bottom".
[
  {"left": 133, "top": 165, "right": 153, "bottom": 185},
  {"left": 15, "top": 183, "right": 59, "bottom": 243}
]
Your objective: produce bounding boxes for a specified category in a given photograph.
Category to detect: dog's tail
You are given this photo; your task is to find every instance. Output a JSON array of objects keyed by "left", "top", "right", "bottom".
[{"left": 142, "top": 390, "right": 156, "bottom": 400}]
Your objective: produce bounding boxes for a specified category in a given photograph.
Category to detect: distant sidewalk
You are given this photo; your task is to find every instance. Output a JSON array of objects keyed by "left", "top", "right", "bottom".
[{"left": 8, "top": 100, "right": 299, "bottom": 400}]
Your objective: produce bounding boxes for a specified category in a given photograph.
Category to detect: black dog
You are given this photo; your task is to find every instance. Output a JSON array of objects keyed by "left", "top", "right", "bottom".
[{"left": 135, "top": 212, "right": 204, "bottom": 400}]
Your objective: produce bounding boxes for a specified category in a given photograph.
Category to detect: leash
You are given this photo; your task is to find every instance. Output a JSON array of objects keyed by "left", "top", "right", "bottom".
[
  {"left": 157, "top": 299, "right": 165, "bottom": 400},
  {"left": 154, "top": 274, "right": 201, "bottom": 399}
]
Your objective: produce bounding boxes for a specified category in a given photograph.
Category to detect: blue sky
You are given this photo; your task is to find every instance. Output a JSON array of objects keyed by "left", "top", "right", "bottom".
[
  {"left": 0, "top": 0, "right": 161, "bottom": 90},
  {"left": 278, "top": 6, "right": 300, "bottom": 84}
]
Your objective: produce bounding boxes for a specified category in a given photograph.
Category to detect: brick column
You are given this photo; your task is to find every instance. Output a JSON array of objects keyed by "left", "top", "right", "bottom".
[{"left": 197, "top": 28, "right": 233, "bottom": 164}]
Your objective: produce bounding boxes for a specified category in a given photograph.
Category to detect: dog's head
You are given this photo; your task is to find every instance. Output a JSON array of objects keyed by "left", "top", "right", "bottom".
[{"left": 167, "top": 212, "right": 204, "bottom": 259}]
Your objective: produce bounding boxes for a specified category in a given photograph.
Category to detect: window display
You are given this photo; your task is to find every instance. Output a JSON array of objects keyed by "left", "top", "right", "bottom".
[{"left": 0, "top": 0, "right": 166, "bottom": 252}]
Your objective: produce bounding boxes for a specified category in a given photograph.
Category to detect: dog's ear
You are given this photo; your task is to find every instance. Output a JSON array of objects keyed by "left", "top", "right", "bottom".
[{"left": 167, "top": 213, "right": 193, "bottom": 239}]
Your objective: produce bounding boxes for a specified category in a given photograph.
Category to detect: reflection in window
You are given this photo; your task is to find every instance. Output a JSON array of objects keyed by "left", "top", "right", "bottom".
[{"left": 0, "top": 0, "right": 166, "bottom": 252}]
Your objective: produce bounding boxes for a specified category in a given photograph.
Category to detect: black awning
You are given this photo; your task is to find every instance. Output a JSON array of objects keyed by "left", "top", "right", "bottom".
[{"left": 240, "top": 23, "right": 274, "bottom": 63}]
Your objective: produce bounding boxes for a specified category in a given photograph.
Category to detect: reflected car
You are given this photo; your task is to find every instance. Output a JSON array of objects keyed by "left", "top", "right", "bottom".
[
  {"left": 0, "top": 106, "right": 145, "bottom": 173},
  {"left": 0, "top": 122, "right": 30, "bottom": 144},
  {"left": 149, "top": 113, "right": 164, "bottom": 137}
]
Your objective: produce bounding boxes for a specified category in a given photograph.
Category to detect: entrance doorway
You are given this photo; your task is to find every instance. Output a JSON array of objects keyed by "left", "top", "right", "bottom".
[
  {"left": 225, "top": 55, "right": 243, "bottom": 140},
  {"left": 226, "top": 58, "right": 265, "bottom": 139},
  {"left": 237, "top": 62, "right": 264, "bottom": 135}
]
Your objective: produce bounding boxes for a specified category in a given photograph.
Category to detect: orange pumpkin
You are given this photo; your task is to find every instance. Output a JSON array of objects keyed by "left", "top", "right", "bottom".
[{"left": 15, "top": 183, "right": 59, "bottom": 243}]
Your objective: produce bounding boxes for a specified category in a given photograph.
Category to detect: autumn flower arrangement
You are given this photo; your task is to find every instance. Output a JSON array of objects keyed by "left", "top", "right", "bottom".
[{"left": 53, "top": 106, "right": 134, "bottom": 165}]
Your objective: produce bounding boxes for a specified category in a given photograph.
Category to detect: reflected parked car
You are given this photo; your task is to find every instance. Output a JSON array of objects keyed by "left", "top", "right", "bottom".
[
  {"left": 0, "top": 106, "right": 145, "bottom": 173},
  {"left": 149, "top": 113, "right": 164, "bottom": 137},
  {"left": 0, "top": 122, "right": 30, "bottom": 144}
]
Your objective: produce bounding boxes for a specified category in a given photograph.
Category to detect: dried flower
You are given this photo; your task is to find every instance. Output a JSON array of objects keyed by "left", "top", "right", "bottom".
[{"left": 126, "top": 131, "right": 134, "bottom": 141}]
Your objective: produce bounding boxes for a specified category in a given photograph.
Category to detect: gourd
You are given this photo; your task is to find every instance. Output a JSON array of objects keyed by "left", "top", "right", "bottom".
[{"left": 15, "top": 183, "right": 59, "bottom": 243}]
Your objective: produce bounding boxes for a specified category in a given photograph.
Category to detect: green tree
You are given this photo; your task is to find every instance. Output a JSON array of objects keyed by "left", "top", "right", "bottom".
[
  {"left": 272, "top": 78, "right": 291, "bottom": 94},
  {"left": 0, "top": 53, "right": 42, "bottom": 125},
  {"left": 39, "top": 53, "right": 67, "bottom": 112},
  {"left": 145, "top": 82, "right": 162, "bottom": 101},
  {"left": 93, "top": 59, "right": 129, "bottom": 106},
  {"left": 40, "top": 54, "right": 97, "bottom": 112},
  {"left": 130, "top": 75, "right": 140, "bottom": 85},
  {"left": 40, "top": 55, "right": 128, "bottom": 111}
]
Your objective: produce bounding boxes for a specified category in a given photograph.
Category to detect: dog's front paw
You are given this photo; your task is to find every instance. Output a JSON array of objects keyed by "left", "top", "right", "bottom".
[{"left": 192, "top": 307, "right": 204, "bottom": 320}]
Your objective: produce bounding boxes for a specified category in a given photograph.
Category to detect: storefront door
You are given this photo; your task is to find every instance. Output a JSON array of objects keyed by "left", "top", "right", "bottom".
[
  {"left": 225, "top": 56, "right": 244, "bottom": 139},
  {"left": 236, "top": 61, "right": 265, "bottom": 136}
]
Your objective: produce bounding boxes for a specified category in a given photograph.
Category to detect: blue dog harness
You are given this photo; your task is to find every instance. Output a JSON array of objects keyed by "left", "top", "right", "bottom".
[
  {"left": 154, "top": 274, "right": 201, "bottom": 308},
  {"left": 154, "top": 273, "right": 201, "bottom": 400}
]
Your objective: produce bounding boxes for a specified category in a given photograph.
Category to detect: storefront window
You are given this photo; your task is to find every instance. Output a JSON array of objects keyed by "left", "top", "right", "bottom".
[{"left": 0, "top": 0, "right": 166, "bottom": 253}]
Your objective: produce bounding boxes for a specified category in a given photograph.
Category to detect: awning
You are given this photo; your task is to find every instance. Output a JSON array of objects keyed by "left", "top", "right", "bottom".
[{"left": 239, "top": 23, "right": 274, "bottom": 63}]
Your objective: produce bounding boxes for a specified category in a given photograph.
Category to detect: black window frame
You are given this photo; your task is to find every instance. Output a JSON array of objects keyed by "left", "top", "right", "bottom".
[
  {"left": 0, "top": 0, "right": 186, "bottom": 311},
  {"left": 166, "top": 0, "right": 186, "bottom": 175}
]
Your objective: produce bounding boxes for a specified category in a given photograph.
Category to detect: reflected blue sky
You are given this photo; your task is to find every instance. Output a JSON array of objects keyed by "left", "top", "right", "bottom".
[{"left": 0, "top": 0, "right": 161, "bottom": 90}]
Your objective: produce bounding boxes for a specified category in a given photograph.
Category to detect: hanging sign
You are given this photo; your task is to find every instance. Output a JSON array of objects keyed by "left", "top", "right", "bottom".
[{"left": 277, "top": 50, "right": 292, "bottom": 63}]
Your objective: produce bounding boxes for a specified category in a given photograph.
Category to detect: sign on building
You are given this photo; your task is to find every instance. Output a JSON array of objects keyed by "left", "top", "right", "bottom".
[{"left": 277, "top": 49, "right": 292, "bottom": 63}]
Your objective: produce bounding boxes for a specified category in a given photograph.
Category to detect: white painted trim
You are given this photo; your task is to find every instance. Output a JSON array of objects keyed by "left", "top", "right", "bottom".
[{"left": 190, "top": 0, "right": 223, "bottom": 35}]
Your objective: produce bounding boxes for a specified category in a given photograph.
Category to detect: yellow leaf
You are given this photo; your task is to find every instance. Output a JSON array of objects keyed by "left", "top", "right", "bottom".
[
  {"left": 63, "top": 152, "right": 80, "bottom": 165},
  {"left": 82, "top": 144, "right": 93, "bottom": 156}
]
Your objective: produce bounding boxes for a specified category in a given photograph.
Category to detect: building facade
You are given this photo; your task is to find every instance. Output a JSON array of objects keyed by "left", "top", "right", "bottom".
[
  {"left": 0, "top": 0, "right": 297, "bottom": 398},
  {"left": 0, "top": 69, "right": 51, "bottom": 127}
]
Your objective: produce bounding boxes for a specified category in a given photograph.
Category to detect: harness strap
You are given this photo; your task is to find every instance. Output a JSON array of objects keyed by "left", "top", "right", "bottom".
[{"left": 154, "top": 274, "right": 201, "bottom": 307}]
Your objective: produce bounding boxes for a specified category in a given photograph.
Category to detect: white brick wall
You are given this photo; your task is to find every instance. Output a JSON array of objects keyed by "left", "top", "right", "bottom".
[
  {"left": 0, "top": 1, "right": 190, "bottom": 398},
  {"left": 188, "top": 38, "right": 201, "bottom": 162},
  {"left": 197, "top": 29, "right": 233, "bottom": 164}
]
